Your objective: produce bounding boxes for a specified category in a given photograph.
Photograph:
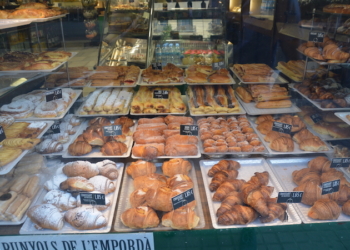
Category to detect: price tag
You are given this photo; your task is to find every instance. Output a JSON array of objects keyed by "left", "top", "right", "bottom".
[
  {"left": 180, "top": 125, "right": 198, "bottom": 136},
  {"left": 80, "top": 192, "right": 106, "bottom": 205},
  {"left": 151, "top": 62, "right": 162, "bottom": 70},
  {"left": 212, "top": 61, "right": 225, "bottom": 70},
  {"left": 277, "top": 192, "right": 303, "bottom": 203},
  {"left": 309, "top": 31, "right": 325, "bottom": 43},
  {"left": 321, "top": 179, "right": 340, "bottom": 195},
  {"left": 103, "top": 125, "right": 122, "bottom": 136},
  {"left": 310, "top": 114, "right": 322, "bottom": 124},
  {"left": 0, "top": 125, "right": 6, "bottom": 143},
  {"left": 171, "top": 188, "right": 195, "bottom": 210},
  {"left": 331, "top": 158, "right": 350, "bottom": 168},
  {"left": 272, "top": 122, "right": 292, "bottom": 134},
  {"left": 46, "top": 88, "right": 62, "bottom": 102},
  {"left": 153, "top": 90, "right": 169, "bottom": 99},
  {"left": 50, "top": 122, "right": 61, "bottom": 134}
]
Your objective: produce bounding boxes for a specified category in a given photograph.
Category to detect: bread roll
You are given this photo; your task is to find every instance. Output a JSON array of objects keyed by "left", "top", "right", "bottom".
[
  {"left": 255, "top": 100, "right": 292, "bottom": 109},
  {"left": 270, "top": 137, "right": 294, "bottom": 152}
]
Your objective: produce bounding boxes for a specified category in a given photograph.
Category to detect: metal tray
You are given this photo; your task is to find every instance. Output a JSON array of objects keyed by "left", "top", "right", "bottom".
[
  {"left": 267, "top": 157, "right": 350, "bottom": 224},
  {"left": 20, "top": 162, "right": 124, "bottom": 234},
  {"left": 248, "top": 116, "right": 334, "bottom": 155},
  {"left": 335, "top": 112, "right": 350, "bottom": 126},
  {"left": 114, "top": 161, "right": 205, "bottom": 231},
  {"left": 200, "top": 158, "right": 301, "bottom": 229},
  {"left": 290, "top": 84, "right": 350, "bottom": 111},
  {"left": 0, "top": 52, "right": 78, "bottom": 73},
  {"left": 62, "top": 119, "right": 137, "bottom": 158},
  {"left": 0, "top": 120, "right": 54, "bottom": 175},
  {"left": 231, "top": 68, "right": 288, "bottom": 84},
  {"left": 15, "top": 89, "right": 82, "bottom": 121},
  {"left": 236, "top": 94, "right": 301, "bottom": 115}
]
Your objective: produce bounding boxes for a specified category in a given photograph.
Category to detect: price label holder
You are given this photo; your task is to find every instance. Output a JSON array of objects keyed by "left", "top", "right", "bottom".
[
  {"left": 272, "top": 122, "right": 292, "bottom": 134},
  {"left": 331, "top": 158, "right": 350, "bottom": 168},
  {"left": 171, "top": 188, "right": 195, "bottom": 210},
  {"left": 212, "top": 61, "right": 225, "bottom": 70},
  {"left": 321, "top": 179, "right": 340, "bottom": 195},
  {"left": 277, "top": 192, "right": 303, "bottom": 203},
  {"left": 46, "top": 88, "right": 62, "bottom": 102},
  {"left": 310, "top": 114, "right": 322, "bottom": 124},
  {"left": 0, "top": 125, "right": 6, "bottom": 143},
  {"left": 80, "top": 192, "right": 106, "bottom": 206},
  {"left": 180, "top": 125, "right": 198, "bottom": 136},
  {"left": 103, "top": 125, "right": 122, "bottom": 136},
  {"left": 153, "top": 90, "right": 169, "bottom": 99},
  {"left": 49, "top": 122, "right": 61, "bottom": 134},
  {"left": 309, "top": 31, "right": 325, "bottom": 43},
  {"left": 151, "top": 62, "right": 162, "bottom": 71}
]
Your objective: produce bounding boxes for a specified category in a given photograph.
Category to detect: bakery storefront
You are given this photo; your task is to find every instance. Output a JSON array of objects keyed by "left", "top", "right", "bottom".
[{"left": 1, "top": 0, "right": 350, "bottom": 249}]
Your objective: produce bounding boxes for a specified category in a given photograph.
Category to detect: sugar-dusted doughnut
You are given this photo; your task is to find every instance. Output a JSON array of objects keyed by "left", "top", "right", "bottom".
[{"left": 0, "top": 100, "right": 34, "bottom": 119}]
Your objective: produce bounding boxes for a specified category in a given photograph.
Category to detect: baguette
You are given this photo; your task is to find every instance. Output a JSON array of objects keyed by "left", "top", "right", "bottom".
[
  {"left": 255, "top": 100, "right": 292, "bottom": 109},
  {"left": 235, "top": 86, "right": 252, "bottom": 103}
]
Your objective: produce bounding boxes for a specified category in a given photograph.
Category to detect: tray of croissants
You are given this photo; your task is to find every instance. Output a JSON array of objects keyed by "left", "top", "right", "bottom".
[
  {"left": 267, "top": 156, "right": 350, "bottom": 223},
  {"left": 200, "top": 159, "right": 301, "bottom": 228},
  {"left": 63, "top": 116, "right": 136, "bottom": 158},
  {"left": 0, "top": 118, "right": 54, "bottom": 175},
  {"left": 114, "top": 158, "right": 205, "bottom": 231},
  {"left": 0, "top": 153, "right": 47, "bottom": 225},
  {"left": 184, "top": 65, "right": 236, "bottom": 85},
  {"left": 249, "top": 114, "right": 333, "bottom": 154},
  {"left": 131, "top": 116, "right": 201, "bottom": 159},
  {"left": 20, "top": 159, "right": 123, "bottom": 234}
]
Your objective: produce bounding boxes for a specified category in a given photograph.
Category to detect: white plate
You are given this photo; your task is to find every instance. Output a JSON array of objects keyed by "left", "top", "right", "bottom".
[
  {"left": 267, "top": 157, "right": 350, "bottom": 224},
  {"left": 16, "top": 89, "right": 82, "bottom": 121},
  {"left": 20, "top": 162, "right": 124, "bottom": 234},
  {"left": 0, "top": 120, "right": 54, "bottom": 175},
  {"left": 248, "top": 116, "right": 334, "bottom": 155},
  {"left": 0, "top": 52, "right": 78, "bottom": 73},
  {"left": 62, "top": 119, "right": 136, "bottom": 158},
  {"left": 231, "top": 68, "right": 288, "bottom": 84},
  {"left": 114, "top": 161, "right": 205, "bottom": 231},
  {"left": 200, "top": 158, "right": 301, "bottom": 229},
  {"left": 236, "top": 95, "right": 301, "bottom": 115},
  {"left": 335, "top": 112, "right": 350, "bottom": 126}
]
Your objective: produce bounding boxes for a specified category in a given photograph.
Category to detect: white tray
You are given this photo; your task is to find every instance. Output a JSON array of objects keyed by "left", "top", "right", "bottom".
[
  {"left": 335, "top": 112, "right": 350, "bottom": 126},
  {"left": 0, "top": 52, "right": 78, "bottom": 73},
  {"left": 114, "top": 161, "right": 205, "bottom": 231},
  {"left": 0, "top": 120, "right": 54, "bottom": 175},
  {"left": 62, "top": 119, "right": 136, "bottom": 158},
  {"left": 16, "top": 89, "right": 82, "bottom": 121},
  {"left": 200, "top": 158, "right": 301, "bottom": 229},
  {"left": 20, "top": 162, "right": 124, "bottom": 234},
  {"left": 236, "top": 94, "right": 301, "bottom": 115},
  {"left": 231, "top": 68, "right": 288, "bottom": 84},
  {"left": 248, "top": 116, "right": 334, "bottom": 155},
  {"left": 0, "top": 19, "right": 32, "bottom": 29},
  {"left": 185, "top": 73, "right": 236, "bottom": 85},
  {"left": 290, "top": 84, "right": 350, "bottom": 111},
  {"left": 267, "top": 157, "right": 350, "bottom": 224}
]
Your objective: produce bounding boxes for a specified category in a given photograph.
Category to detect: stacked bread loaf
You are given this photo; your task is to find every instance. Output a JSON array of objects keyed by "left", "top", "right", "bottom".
[
  {"left": 132, "top": 115, "right": 198, "bottom": 159},
  {"left": 90, "top": 65, "right": 140, "bottom": 86},
  {"left": 121, "top": 158, "right": 200, "bottom": 230}
]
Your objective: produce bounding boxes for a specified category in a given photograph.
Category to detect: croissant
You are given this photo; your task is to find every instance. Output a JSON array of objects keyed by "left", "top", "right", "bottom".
[
  {"left": 292, "top": 168, "right": 311, "bottom": 185},
  {"left": 304, "top": 47, "right": 325, "bottom": 61},
  {"left": 217, "top": 205, "right": 258, "bottom": 225},
  {"left": 130, "top": 188, "right": 149, "bottom": 208},
  {"left": 207, "top": 160, "right": 240, "bottom": 177},
  {"left": 307, "top": 199, "right": 341, "bottom": 220},
  {"left": 270, "top": 137, "right": 294, "bottom": 152},
  {"left": 83, "top": 125, "right": 108, "bottom": 146},
  {"left": 320, "top": 169, "right": 348, "bottom": 186},
  {"left": 264, "top": 131, "right": 291, "bottom": 143},
  {"left": 166, "top": 174, "right": 193, "bottom": 190},
  {"left": 209, "top": 170, "right": 238, "bottom": 192},
  {"left": 95, "top": 160, "right": 119, "bottom": 180},
  {"left": 89, "top": 175, "right": 115, "bottom": 194},
  {"left": 62, "top": 161, "right": 99, "bottom": 179},
  {"left": 248, "top": 171, "right": 270, "bottom": 186},
  {"left": 121, "top": 206, "right": 159, "bottom": 229},
  {"left": 162, "top": 207, "right": 200, "bottom": 230},
  {"left": 162, "top": 158, "right": 192, "bottom": 177},
  {"left": 213, "top": 179, "right": 246, "bottom": 202},
  {"left": 308, "top": 156, "right": 331, "bottom": 174},
  {"left": 323, "top": 44, "right": 350, "bottom": 62},
  {"left": 293, "top": 181, "right": 326, "bottom": 206},
  {"left": 68, "top": 141, "right": 92, "bottom": 156},
  {"left": 89, "top": 117, "right": 111, "bottom": 126},
  {"left": 60, "top": 177, "right": 94, "bottom": 192},
  {"left": 293, "top": 128, "right": 317, "bottom": 144},
  {"left": 328, "top": 184, "right": 350, "bottom": 205},
  {"left": 127, "top": 160, "right": 156, "bottom": 179},
  {"left": 43, "top": 190, "right": 77, "bottom": 211},
  {"left": 260, "top": 198, "right": 288, "bottom": 223},
  {"left": 256, "top": 115, "right": 274, "bottom": 125},
  {"left": 216, "top": 191, "right": 243, "bottom": 217},
  {"left": 293, "top": 169, "right": 321, "bottom": 186},
  {"left": 27, "top": 204, "right": 64, "bottom": 230},
  {"left": 342, "top": 200, "right": 350, "bottom": 215},
  {"left": 242, "top": 186, "right": 274, "bottom": 217},
  {"left": 133, "top": 173, "right": 167, "bottom": 190},
  {"left": 145, "top": 187, "right": 175, "bottom": 212},
  {"left": 101, "top": 141, "right": 128, "bottom": 156},
  {"left": 256, "top": 120, "right": 273, "bottom": 135},
  {"left": 64, "top": 207, "right": 107, "bottom": 230}
]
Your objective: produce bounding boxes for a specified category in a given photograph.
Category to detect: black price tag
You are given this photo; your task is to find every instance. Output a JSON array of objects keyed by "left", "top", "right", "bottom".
[
  {"left": 46, "top": 89, "right": 62, "bottom": 102},
  {"left": 212, "top": 61, "right": 225, "bottom": 70},
  {"left": 180, "top": 125, "right": 198, "bottom": 136},
  {"left": 80, "top": 192, "right": 106, "bottom": 206},
  {"left": 272, "top": 122, "right": 292, "bottom": 134},
  {"left": 277, "top": 192, "right": 303, "bottom": 203},
  {"left": 152, "top": 62, "right": 162, "bottom": 70},
  {"left": 103, "top": 125, "right": 122, "bottom": 136},
  {"left": 153, "top": 90, "right": 169, "bottom": 99},
  {"left": 171, "top": 188, "right": 195, "bottom": 210},
  {"left": 321, "top": 179, "right": 340, "bottom": 195},
  {"left": 310, "top": 114, "right": 322, "bottom": 124},
  {"left": 309, "top": 31, "right": 325, "bottom": 43},
  {"left": 331, "top": 158, "right": 350, "bottom": 168},
  {"left": 0, "top": 125, "right": 6, "bottom": 143},
  {"left": 50, "top": 122, "right": 61, "bottom": 134}
]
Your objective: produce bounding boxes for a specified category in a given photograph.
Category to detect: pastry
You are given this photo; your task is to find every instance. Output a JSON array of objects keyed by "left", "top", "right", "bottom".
[
  {"left": 27, "top": 204, "right": 64, "bottom": 230},
  {"left": 270, "top": 137, "right": 294, "bottom": 152},
  {"left": 36, "top": 139, "right": 63, "bottom": 154},
  {"left": 64, "top": 207, "right": 107, "bottom": 230},
  {"left": 43, "top": 190, "right": 77, "bottom": 211},
  {"left": 59, "top": 177, "right": 94, "bottom": 192},
  {"left": 4, "top": 194, "right": 30, "bottom": 222},
  {"left": 162, "top": 207, "right": 200, "bottom": 229},
  {"left": 89, "top": 175, "right": 115, "bottom": 194},
  {"left": 121, "top": 206, "right": 159, "bottom": 229},
  {"left": 101, "top": 141, "right": 128, "bottom": 156},
  {"left": 95, "top": 160, "right": 119, "bottom": 180},
  {"left": 63, "top": 161, "right": 99, "bottom": 179},
  {"left": 133, "top": 173, "right": 167, "bottom": 190},
  {"left": 162, "top": 158, "right": 192, "bottom": 177},
  {"left": 129, "top": 188, "right": 149, "bottom": 208},
  {"left": 127, "top": 160, "right": 156, "bottom": 179},
  {"left": 67, "top": 141, "right": 92, "bottom": 156},
  {"left": 22, "top": 176, "right": 39, "bottom": 198}
]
